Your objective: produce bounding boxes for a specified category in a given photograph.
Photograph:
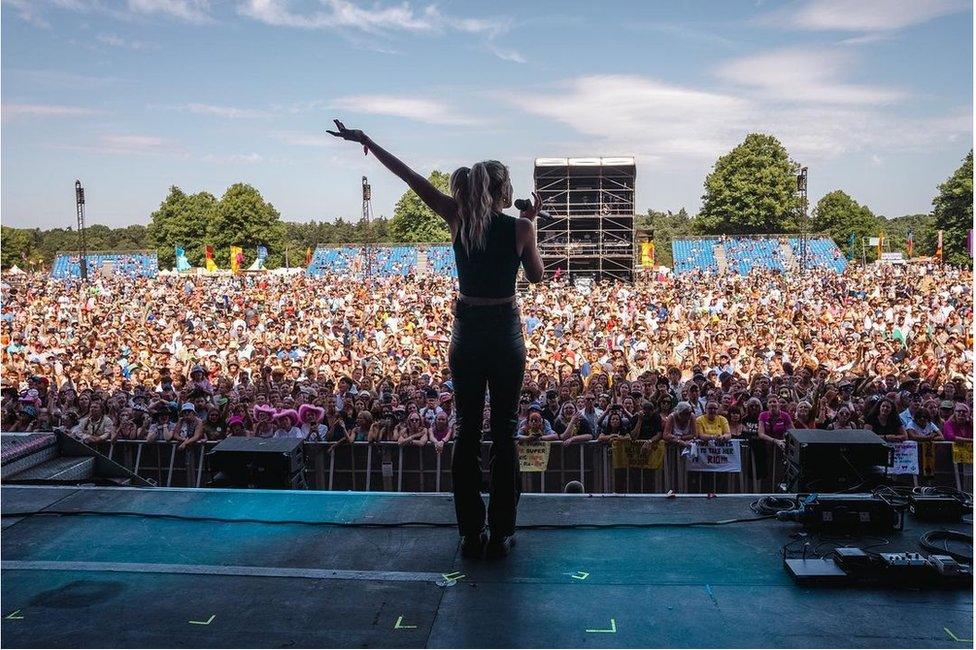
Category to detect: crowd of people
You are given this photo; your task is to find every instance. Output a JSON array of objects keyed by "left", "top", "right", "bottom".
[{"left": 2, "top": 263, "right": 972, "bottom": 460}]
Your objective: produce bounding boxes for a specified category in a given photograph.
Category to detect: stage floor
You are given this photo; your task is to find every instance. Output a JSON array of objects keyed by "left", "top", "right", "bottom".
[{"left": 1, "top": 485, "right": 972, "bottom": 648}]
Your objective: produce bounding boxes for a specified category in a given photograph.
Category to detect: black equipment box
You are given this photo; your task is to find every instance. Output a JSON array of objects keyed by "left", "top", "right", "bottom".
[
  {"left": 785, "top": 429, "right": 891, "bottom": 468},
  {"left": 208, "top": 437, "right": 306, "bottom": 489}
]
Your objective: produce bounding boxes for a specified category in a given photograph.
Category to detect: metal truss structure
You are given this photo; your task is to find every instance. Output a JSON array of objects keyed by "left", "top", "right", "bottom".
[{"left": 533, "top": 157, "right": 636, "bottom": 282}]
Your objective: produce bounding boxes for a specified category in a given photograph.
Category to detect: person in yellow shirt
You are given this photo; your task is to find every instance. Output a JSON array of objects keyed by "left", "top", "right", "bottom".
[{"left": 695, "top": 400, "right": 731, "bottom": 442}]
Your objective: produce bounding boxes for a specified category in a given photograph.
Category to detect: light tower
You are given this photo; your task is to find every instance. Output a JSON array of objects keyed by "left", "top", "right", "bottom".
[
  {"left": 75, "top": 180, "right": 89, "bottom": 281},
  {"left": 362, "top": 176, "right": 374, "bottom": 277}
]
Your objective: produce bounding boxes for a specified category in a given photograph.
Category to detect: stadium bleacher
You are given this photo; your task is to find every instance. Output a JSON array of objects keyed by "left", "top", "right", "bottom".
[
  {"left": 672, "top": 236, "right": 847, "bottom": 275},
  {"left": 671, "top": 238, "right": 719, "bottom": 274},
  {"left": 790, "top": 237, "right": 848, "bottom": 273},
  {"left": 306, "top": 245, "right": 456, "bottom": 277},
  {"left": 51, "top": 252, "right": 158, "bottom": 279},
  {"left": 427, "top": 245, "right": 457, "bottom": 278}
]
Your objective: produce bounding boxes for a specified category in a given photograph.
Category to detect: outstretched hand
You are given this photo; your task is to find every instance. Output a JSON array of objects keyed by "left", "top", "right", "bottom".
[{"left": 326, "top": 119, "right": 368, "bottom": 155}]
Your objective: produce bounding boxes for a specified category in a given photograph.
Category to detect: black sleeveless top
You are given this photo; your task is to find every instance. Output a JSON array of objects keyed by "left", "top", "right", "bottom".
[{"left": 453, "top": 212, "right": 520, "bottom": 299}]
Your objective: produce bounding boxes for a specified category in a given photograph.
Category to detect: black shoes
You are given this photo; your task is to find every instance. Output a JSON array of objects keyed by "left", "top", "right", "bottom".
[
  {"left": 460, "top": 529, "right": 489, "bottom": 559},
  {"left": 485, "top": 533, "right": 516, "bottom": 559}
]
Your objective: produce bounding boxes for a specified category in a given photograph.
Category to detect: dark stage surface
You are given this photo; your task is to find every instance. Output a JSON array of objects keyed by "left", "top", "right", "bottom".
[{"left": 1, "top": 486, "right": 972, "bottom": 648}]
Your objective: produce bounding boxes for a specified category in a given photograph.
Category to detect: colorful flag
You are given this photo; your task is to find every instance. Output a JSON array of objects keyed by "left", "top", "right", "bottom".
[
  {"left": 204, "top": 245, "right": 218, "bottom": 272},
  {"left": 175, "top": 246, "right": 191, "bottom": 272},
  {"left": 256, "top": 245, "right": 268, "bottom": 260},
  {"left": 876, "top": 231, "right": 884, "bottom": 259},
  {"left": 906, "top": 229, "right": 914, "bottom": 257},
  {"left": 935, "top": 230, "right": 943, "bottom": 262},
  {"left": 847, "top": 232, "right": 856, "bottom": 260},
  {"left": 230, "top": 246, "right": 243, "bottom": 273},
  {"left": 305, "top": 247, "right": 313, "bottom": 266}
]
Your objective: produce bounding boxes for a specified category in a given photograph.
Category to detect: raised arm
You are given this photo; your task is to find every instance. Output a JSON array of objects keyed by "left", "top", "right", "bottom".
[{"left": 327, "top": 119, "right": 457, "bottom": 227}]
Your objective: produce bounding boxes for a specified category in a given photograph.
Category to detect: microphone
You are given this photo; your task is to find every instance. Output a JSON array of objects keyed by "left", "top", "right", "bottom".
[{"left": 514, "top": 198, "right": 551, "bottom": 223}]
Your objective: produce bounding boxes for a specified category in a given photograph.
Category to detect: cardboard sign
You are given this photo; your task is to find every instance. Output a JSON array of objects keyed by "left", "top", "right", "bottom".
[
  {"left": 684, "top": 439, "right": 743, "bottom": 473},
  {"left": 889, "top": 441, "right": 919, "bottom": 475},
  {"left": 952, "top": 441, "right": 973, "bottom": 465},
  {"left": 518, "top": 442, "right": 551, "bottom": 472},
  {"left": 611, "top": 439, "right": 665, "bottom": 470}
]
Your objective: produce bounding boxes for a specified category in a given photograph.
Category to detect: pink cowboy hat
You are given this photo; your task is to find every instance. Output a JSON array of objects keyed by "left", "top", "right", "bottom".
[
  {"left": 298, "top": 403, "right": 325, "bottom": 423},
  {"left": 274, "top": 409, "right": 300, "bottom": 428},
  {"left": 252, "top": 404, "right": 276, "bottom": 420}
]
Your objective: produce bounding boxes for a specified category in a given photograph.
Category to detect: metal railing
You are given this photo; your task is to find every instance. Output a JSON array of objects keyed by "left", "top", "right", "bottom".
[{"left": 84, "top": 439, "right": 973, "bottom": 494}]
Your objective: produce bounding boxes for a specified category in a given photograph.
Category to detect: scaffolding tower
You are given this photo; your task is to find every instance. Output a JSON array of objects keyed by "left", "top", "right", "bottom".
[{"left": 533, "top": 157, "right": 636, "bottom": 282}]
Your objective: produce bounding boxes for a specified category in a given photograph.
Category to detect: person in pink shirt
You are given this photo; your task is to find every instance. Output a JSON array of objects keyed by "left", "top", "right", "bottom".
[
  {"left": 758, "top": 396, "right": 794, "bottom": 451},
  {"left": 942, "top": 403, "right": 973, "bottom": 442}
]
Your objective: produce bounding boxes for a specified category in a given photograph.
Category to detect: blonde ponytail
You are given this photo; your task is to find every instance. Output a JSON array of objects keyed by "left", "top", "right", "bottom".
[{"left": 450, "top": 160, "right": 509, "bottom": 255}]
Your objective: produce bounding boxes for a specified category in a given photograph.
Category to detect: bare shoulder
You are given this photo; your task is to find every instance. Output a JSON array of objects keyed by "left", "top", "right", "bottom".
[{"left": 514, "top": 217, "right": 534, "bottom": 237}]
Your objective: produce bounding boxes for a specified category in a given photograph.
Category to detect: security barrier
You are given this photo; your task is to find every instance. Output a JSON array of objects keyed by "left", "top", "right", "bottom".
[{"left": 84, "top": 439, "right": 973, "bottom": 494}]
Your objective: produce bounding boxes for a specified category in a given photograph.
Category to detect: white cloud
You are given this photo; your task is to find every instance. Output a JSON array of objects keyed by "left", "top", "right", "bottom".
[
  {"left": 509, "top": 75, "right": 751, "bottom": 159},
  {"left": 715, "top": 48, "right": 906, "bottom": 105},
  {"left": 175, "top": 103, "right": 272, "bottom": 119},
  {"left": 239, "top": 0, "right": 508, "bottom": 35},
  {"left": 487, "top": 44, "right": 526, "bottom": 63},
  {"left": 271, "top": 130, "right": 337, "bottom": 147},
  {"left": 508, "top": 73, "right": 970, "bottom": 164},
  {"left": 96, "top": 32, "right": 155, "bottom": 50},
  {"left": 2, "top": 103, "right": 106, "bottom": 120},
  {"left": 126, "top": 0, "right": 212, "bottom": 24},
  {"left": 763, "top": 0, "right": 968, "bottom": 32},
  {"left": 98, "top": 134, "right": 180, "bottom": 155},
  {"left": 200, "top": 152, "right": 264, "bottom": 164},
  {"left": 331, "top": 94, "right": 480, "bottom": 126}
]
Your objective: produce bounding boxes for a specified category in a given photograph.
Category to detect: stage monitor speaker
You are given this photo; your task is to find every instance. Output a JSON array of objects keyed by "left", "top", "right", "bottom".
[
  {"left": 208, "top": 437, "right": 306, "bottom": 489},
  {"left": 784, "top": 429, "right": 891, "bottom": 492}
]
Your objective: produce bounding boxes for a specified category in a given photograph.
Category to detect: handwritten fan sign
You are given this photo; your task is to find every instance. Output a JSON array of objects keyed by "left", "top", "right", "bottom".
[
  {"left": 684, "top": 439, "right": 743, "bottom": 473},
  {"left": 518, "top": 442, "right": 551, "bottom": 472},
  {"left": 888, "top": 441, "right": 919, "bottom": 475},
  {"left": 611, "top": 439, "right": 664, "bottom": 470},
  {"left": 952, "top": 441, "right": 973, "bottom": 465}
]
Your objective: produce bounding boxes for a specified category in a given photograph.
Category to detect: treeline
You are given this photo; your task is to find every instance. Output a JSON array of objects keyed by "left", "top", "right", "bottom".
[{"left": 1, "top": 136, "right": 970, "bottom": 269}]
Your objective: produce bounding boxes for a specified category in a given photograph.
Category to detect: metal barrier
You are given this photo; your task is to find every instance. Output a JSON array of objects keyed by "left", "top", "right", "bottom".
[{"left": 84, "top": 439, "right": 973, "bottom": 494}]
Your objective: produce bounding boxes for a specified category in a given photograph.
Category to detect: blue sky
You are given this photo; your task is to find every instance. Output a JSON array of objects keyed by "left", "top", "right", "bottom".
[{"left": 2, "top": 0, "right": 972, "bottom": 228}]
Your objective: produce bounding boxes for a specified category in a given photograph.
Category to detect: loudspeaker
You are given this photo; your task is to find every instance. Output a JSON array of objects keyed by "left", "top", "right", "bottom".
[
  {"left": 784, "top": 429, "right": 890, "bottom": 492},
  {"left": 208, "top": 437, "right": 306, "bottom": 489}
]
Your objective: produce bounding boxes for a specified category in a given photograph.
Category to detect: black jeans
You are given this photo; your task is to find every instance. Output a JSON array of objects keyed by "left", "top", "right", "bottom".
[{"left": 449, "top": 300, "right": 526, "bottom": 537}]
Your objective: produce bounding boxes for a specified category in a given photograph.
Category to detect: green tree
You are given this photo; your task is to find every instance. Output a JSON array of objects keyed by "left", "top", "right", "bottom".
[
  {"left": 147, "top": 186, "right": 216, "bottom": 268},
  {"left": 636, "top": 207, "right": 694, "bottom": 268},
  {"left": 885, "top": 213, "right": 935, "bottom": 258},
  {"left": 697, "top": 134, "right": 803, "bottom": 235},
  {"left": 0, "top": 226, "right": 32, "bottom": 269},
  {"left": 389, "top": 171, "right": 451, "bottom": 242},
  {"left": 810, "top": 190, "right": 881, "bottom": 259},
  {"left": 932, "top": 150, "right": 973, "bottom": 266},
  {"left": 210, "top": 183, "right": 287, "bottom": 268}
]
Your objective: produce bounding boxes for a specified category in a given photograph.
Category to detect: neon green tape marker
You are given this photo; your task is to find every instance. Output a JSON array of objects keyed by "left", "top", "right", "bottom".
[
  {"left": 586, "top": 619, "right": 616, "bottom": 633},
  {"left": 189, "top": 615, "right": 216, "bottom": 625},
  {"left": 394, "top": 616, "right": 418, "bottom": 630}
]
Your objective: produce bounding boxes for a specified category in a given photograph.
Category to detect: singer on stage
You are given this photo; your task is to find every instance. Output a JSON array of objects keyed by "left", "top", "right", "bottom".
[{"left": 328, "top": 120, "right": 544, "bottom": 558}]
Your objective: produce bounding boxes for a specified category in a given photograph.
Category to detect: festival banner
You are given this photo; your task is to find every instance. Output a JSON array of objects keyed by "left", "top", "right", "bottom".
[
  {"left": 684, "top": 439, "right": 743, "bottom": 472},
  {"left": 204, "top": 245, "right": 218, "bottom": 272},
  {"left": 305, "top": 247, "right": 313, "bottom": 266},
  {"left": 847, "top": 232, "right": 856, "bottom": 260},
  {"left": 175, "top": 246, "right": 191, "bottom": 272},
  {"left": 640, "top": 241, "right": 655, "bottom": 268},
  {"left": 906, "top": 228, "right": 914, "bottom": 258},
  {"left": 518, "top": 442, "right": 551, "bottom": 472},
  {"left": 952, "top": 440, "right": 972, "bottom": 465},
  {"left": 230, "top": 246, "right": 243, "bottom": 273},
  {"left": 611, "top": 439, "right": 664, "bottom": 470},
  {"left": 876, "top": 231, "right": 884, "bottom": 259},
  {"left": 888, "top": 441, "right": 919, "bottom": 475},
  {"left": 936, "top": 230, "right": 944, "bottom": 262}
]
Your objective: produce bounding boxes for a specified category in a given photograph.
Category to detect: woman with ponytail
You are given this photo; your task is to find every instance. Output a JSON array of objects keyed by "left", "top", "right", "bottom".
[{"left": 328, "top": 120, "right": 544, "bottom": 558}]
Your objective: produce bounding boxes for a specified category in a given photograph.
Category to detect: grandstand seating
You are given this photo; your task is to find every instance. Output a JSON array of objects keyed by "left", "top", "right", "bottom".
[
  {"left": 671, "top": 239, "right": 719, "bottom": 274},
  {"left": 306, "top": 245, "right": 456, "bottom": 277},
  {"left": 51, "top": 252, "right": 158, "bottom": 279},
  {"left": 671, "top": 236, "right": 847, "bottom": 275},
  {"left": 427, "top": 245, "right": 457, "bottom": 278},
  {"left": 723, "top": 237, "right": 786, "bottom": 275},
  {"left": 789, "top": 237, "right": 848, "bottom": 273}
]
